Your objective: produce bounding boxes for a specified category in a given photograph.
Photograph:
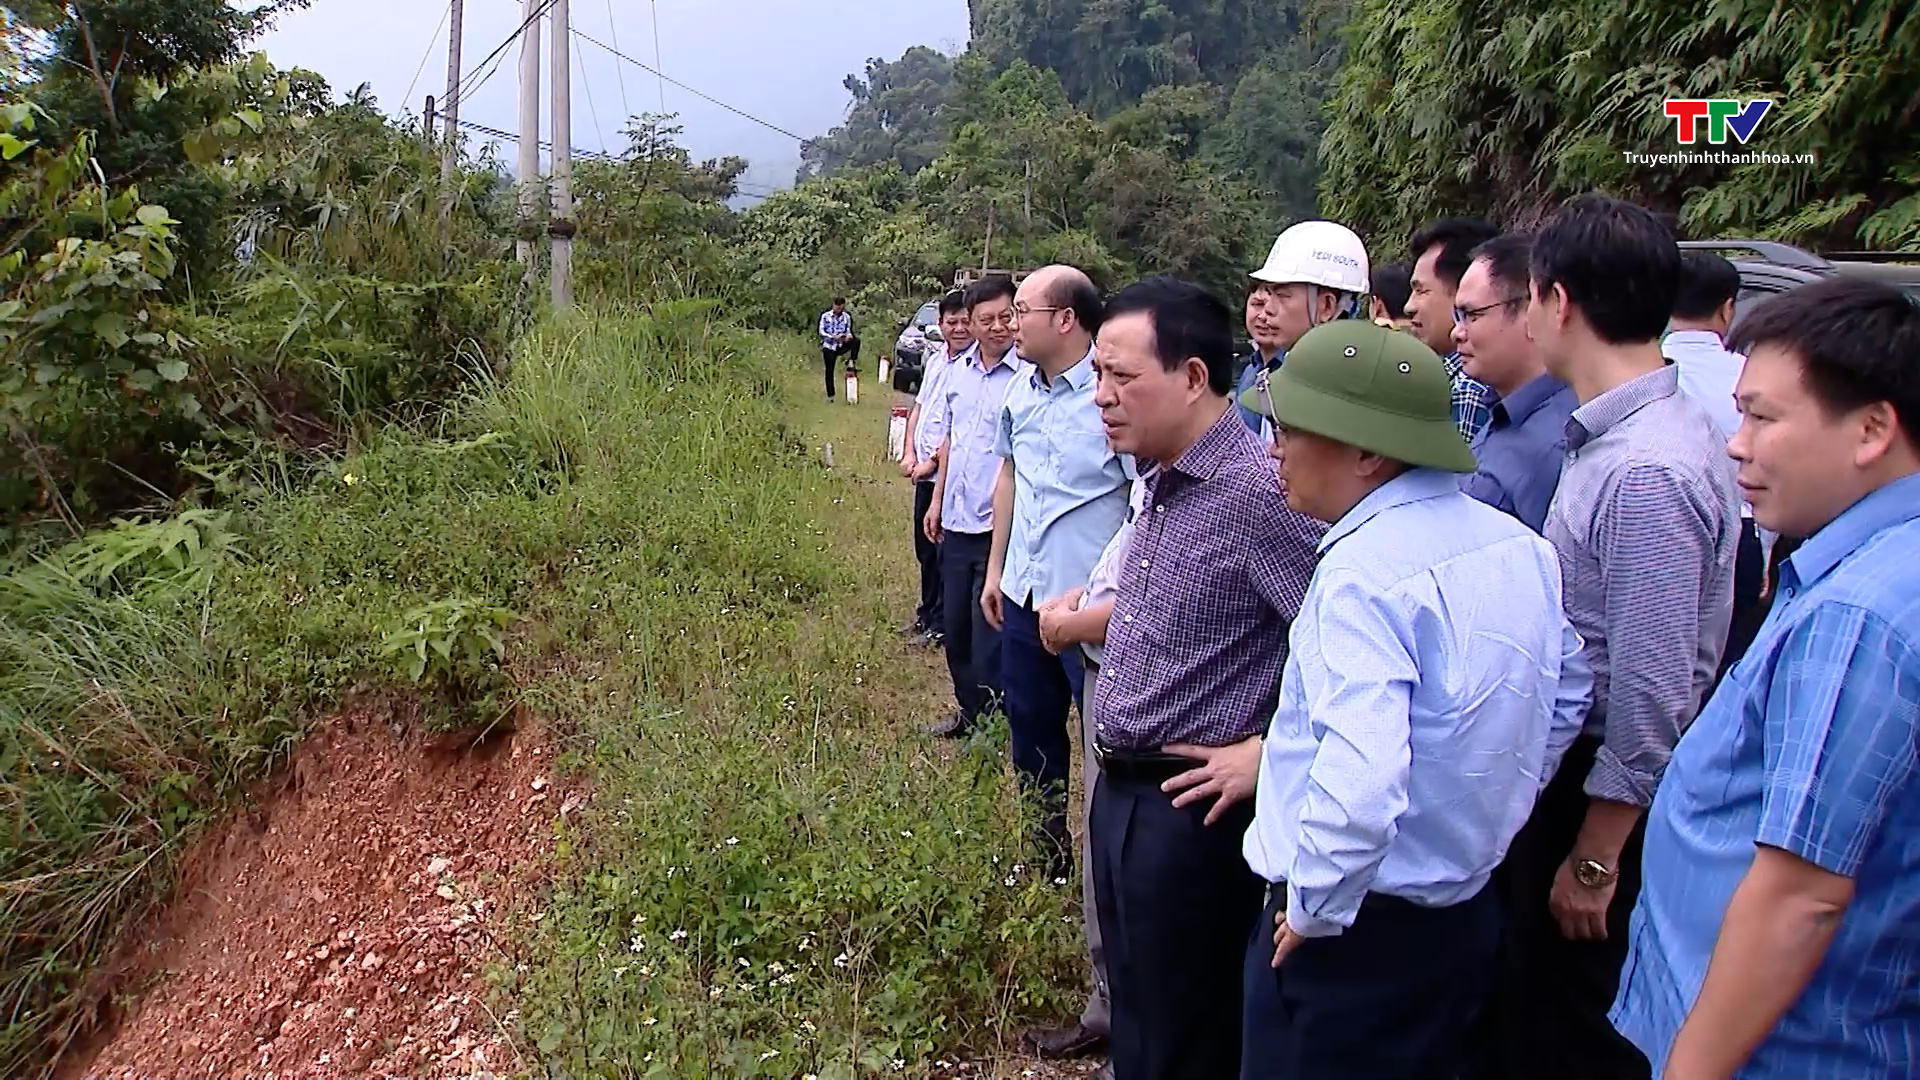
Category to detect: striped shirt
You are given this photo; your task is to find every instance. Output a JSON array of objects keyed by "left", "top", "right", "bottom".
[
  {"left": 1612, "top": 471, "right": 1920, "bottom": 1079},
  {"left": 1543, "top": 364, "right": 1742, "bottom": 806},
  {"left": 1093, "top": 405, "right": 1326, "bottom": 750}
]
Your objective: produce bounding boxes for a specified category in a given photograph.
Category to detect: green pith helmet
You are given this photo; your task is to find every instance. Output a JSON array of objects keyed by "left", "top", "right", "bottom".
[{"left": 1237, "top": 322, "right": 1478, "bottom": 473}]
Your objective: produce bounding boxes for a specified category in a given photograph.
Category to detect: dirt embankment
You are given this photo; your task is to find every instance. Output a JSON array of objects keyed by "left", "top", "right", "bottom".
[{"left": 57, "top": 704, "right": 577, "bottom": 1079}]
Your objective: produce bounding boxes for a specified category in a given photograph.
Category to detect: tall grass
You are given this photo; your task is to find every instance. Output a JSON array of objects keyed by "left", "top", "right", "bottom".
[{"left": 0, "top": 302, "right": 1080, "bottom": 1077}]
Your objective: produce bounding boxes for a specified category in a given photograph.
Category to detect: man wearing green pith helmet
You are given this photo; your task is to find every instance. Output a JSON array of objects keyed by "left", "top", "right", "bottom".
[{"left": 1234, "top": 321, "right": 1593, "bottom": 1080}]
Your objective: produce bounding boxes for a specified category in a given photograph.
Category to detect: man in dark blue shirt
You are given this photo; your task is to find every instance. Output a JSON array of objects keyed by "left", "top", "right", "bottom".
[{"left": 1452, "top": 233, "right": 1577, "bottom": 533}]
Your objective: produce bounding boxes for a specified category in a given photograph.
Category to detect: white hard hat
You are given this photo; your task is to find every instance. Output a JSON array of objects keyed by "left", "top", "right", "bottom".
[{"left": 1249, "top": 220, "right": 1371, "bottom": 294}]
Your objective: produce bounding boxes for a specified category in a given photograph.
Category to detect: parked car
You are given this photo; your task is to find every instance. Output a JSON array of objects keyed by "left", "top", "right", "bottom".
[
  {"left": 1679, "top": 240, "right": 1920, "bottom": 328},
  {"left": 891, "top": 299, "right": 944, "bottom": 394}
]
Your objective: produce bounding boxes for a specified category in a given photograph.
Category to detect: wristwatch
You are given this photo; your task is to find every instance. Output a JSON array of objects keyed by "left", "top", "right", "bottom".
[{"left": 1572, "top": 857, "right": 1618, "bottom": 889}]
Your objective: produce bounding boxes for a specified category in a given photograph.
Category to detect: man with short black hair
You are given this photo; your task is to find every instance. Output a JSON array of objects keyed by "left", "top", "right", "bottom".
[
  {"left": 819, "top": 296, "right": 859, "bottom": 401},
  {"left": 1665, "top": 250, "right": 1767, "bottom": 678},
  {"left": 1611, "top": 277, "right": 1920, "bottom": 1080},
  {"left": 899, "top": 290, "right": 975, "bottom": 645},
  {"left": 1407, "top": 217, "right": 1501, "bottom": 443},
  {"left": 1088, "top": 275, "right": 1325, "bottom": 1080},
  {"left": 1369, "top": 261, "right": 1414, "bottom": 330},
  {"left": 1481, "top": 193, "right": 1742, "bottom": 1080},
  {"left": 925, "top": 277, "right": 1021, "bottom": 738},
  {"left": 1454, "top": 232, "right": 1578, "bottom": 533}
]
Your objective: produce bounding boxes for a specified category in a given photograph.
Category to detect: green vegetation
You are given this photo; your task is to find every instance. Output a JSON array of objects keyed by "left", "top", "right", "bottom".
[
  {"left": 1320, "top": 0, "right": 1920, "bottom": 248},
  {"left": 3, "top": 303, "right": 1081, "bottom": 1074},
  {"left": 4, "top": 0, "right": 1918, "bottom": 1075}
]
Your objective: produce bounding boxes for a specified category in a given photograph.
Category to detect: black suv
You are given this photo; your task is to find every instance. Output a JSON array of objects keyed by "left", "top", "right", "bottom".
[{"left": 1678, "top": 241, "right": 1920, "bottom": 327}]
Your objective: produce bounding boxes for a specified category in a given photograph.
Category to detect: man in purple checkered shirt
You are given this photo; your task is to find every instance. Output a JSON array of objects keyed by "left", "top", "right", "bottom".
[{"left": 1086, "top": 276, "right": 1325, "bottom": 1080}]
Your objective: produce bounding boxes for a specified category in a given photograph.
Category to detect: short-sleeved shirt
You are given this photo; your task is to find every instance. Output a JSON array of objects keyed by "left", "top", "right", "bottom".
[
  {"left": 1093, "top": 405, "right": 1326, "bottom": 750},
  {"left": 912, "top": 344, "right": 961, "bottom": 466},
  {"left": 1461, "top": 373, "right": 1579, "bottom": 534},
  {"left": 1611, "top": 471, "right": 1920, "bottom": 1080},
  {"left": 937, "top": 348, "right": 1021, "bottom": 535},
  {"left": 1079, "top": 470, "right": 1153, "bottom": 669},
  {"left": 995, "top": 346, "right": 1134, "bottom": 608}
]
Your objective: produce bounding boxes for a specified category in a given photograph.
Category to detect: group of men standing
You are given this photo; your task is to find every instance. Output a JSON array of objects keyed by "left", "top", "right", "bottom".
[{"left": 891, "top": 192, "right": 1920, "bottom": 1080}]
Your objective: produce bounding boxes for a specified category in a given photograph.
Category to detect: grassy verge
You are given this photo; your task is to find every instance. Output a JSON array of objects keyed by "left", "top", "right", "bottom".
[{"left": 0, "top": 301, "right": 1081, "bottom": 1076}]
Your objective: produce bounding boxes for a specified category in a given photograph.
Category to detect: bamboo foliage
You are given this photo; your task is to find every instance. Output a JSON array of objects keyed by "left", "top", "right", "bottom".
[{"left": 1321, "top": 0, "right": 1920, "bottom": 248}]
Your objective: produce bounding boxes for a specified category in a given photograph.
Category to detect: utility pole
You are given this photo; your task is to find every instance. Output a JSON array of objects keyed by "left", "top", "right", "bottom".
[
  {"left": 441, "top": 0, "right": 464, "bottom": 193},
  {"left": 549, "top": 0, "right": 574, "bottom": 310},
  {"left": 515, "top": 0, "right": 543, "bottom": 282},
  {"left": 1021, "top": 159, "right": 1032, "bottom": 269},
  {"left": 983, "top": 202, "right": 995, "bottom": 272}
]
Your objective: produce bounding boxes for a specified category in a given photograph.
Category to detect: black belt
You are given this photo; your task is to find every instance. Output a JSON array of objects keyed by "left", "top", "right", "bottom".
[{"left": 1093, "top": 743, "right": 1195, "bottom": 783}]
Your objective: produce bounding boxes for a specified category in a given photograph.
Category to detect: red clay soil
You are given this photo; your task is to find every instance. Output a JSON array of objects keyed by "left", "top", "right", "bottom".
[{"left": 56, "top": 703, "right": 578, "bottom": 1080}]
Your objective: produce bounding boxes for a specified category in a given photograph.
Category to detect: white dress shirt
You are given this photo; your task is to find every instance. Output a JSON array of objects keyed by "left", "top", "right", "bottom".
[
  {"left": 1664, "top": 328, "right": 1758, "bottom": 529},
  {"left": 1661, "top": 329, "right": 1744, "bottom": 441},
  {"left": 1077, "top": 468, "right": 1153, "bottom": 669},
  {"left": 1244, "top": 468, "right": 1593, "bottom": 937}
]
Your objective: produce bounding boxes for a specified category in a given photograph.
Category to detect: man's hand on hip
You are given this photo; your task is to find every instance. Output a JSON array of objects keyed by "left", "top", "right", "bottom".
[{"left": 1162, "top": 736, "right": 1262, "bottom": 826}]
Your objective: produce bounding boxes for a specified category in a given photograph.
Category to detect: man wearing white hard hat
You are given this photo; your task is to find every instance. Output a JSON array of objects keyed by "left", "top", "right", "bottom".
[{"left": 1234, "top": 220, "right": 1372, "bottom": 438}]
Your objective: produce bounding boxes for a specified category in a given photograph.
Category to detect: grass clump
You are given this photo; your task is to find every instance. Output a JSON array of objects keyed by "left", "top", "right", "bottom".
[{"left": 1, "top": 301, "right": 1082, "bottom": 1076}]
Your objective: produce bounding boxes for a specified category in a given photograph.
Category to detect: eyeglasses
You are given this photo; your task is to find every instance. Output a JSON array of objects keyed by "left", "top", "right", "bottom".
[
  {"left": 1012, "top": 303, "right": 1063, "bottom": 319},
  {"left": 1452, "top": 296, "right": 1527, "bottom": 326},
  {"left": 975, "top": 312, "right": 1018, "bottom": 328}
]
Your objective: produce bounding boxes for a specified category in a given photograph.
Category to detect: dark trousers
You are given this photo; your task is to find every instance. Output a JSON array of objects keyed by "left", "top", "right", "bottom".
[
  {"left": 1242, "top": 884, "right": 1501, "bottom": 1080},
  {"left": 1001, "top": 598, "right": 1085, "bottom": 877},
  {"left": 1714, "top": 517, "right": 1766, "bottom": 687},
  {"left": 822, "top": 336, "right": 860, "bottom": 397},
  {"left": 940, "top": 531, "right": 1001, "bottom": 726},
  {"left": 1093, "top": 766, "right": 1264, "bottom": 1080},
  {"left": 911, "top": 480, "right": 943, "bottom": 631},
  {"left": 1479, "top": 735, "right": 1652, "bottom": 1080}
]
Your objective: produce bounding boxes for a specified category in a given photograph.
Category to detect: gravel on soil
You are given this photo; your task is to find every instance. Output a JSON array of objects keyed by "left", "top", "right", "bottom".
[{"left": 56, "top": 704, "right": 577, "bottom": 1079}]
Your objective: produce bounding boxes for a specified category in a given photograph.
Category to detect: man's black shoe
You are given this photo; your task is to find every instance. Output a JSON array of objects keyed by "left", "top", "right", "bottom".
[{"left": 1024, "top": 1021, "right": 1108, "bottom": 1060}]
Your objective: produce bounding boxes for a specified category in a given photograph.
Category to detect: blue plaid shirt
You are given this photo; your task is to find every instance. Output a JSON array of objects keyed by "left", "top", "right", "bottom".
[
  {"left": 819, "top": 309, "right": 852, "bottom": 345},
  {"left": 1611, "top": 471, "right": 1920, "bottom": 1079},
  {"left": 1441, "top": 351, "right": 1494, "bottom": 444}
]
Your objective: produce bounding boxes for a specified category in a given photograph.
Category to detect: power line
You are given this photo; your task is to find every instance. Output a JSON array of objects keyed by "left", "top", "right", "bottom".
[
  {"left": 445, "top": 0, "right": 560, "bottom": 112},
  {"left": 646, "top": 0, "right": 666, "bottom": 112},
  {"left": 605, "top": 0, "right": 632, "bottom": 122},
  {"left": 404, "top": 2, "right": 452, "bottom": 109},
  {"left": 455, "top": 116, "right": 615, "bottom": 161},
  {"left": 572, "top": 35, "right": 607, "bottom": 153},
  {"left": 571, "top": 27, "right": 805, "bottom": 142}
]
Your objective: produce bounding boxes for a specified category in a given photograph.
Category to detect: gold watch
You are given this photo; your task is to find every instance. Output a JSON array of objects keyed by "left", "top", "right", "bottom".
[{"left": 1572, "top": 858, "right": 1618, "bottom": 889}]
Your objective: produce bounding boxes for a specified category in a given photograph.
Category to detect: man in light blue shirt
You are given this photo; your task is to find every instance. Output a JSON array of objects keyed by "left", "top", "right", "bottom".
[
  {"left": 1611, "top": 278, "right": 1920, "bottom": 1080},
  {"left": 818, "top": 297, "right": 857, "bottom": 401},
  {"left": 899, "top": 291, "right": 974, "bottom": 645},
  {"left": 1238, "top": 321, "right": 1591, "bottom": 1080},
  {"left": 984, "top": 265, "right": 1130, "bottom": 886},
  {"left": 924, "top": 277, "right": 1022, "bottom": 739}
]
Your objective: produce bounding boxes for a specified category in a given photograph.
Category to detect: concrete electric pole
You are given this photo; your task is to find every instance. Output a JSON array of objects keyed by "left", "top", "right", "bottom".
[
  {"left": 548, "top": 0, "right": 574, "bottom": 310},
  {"left": 441, "top": 0, "right": 464, "bottom": 189},
  {"left": 516, "top": 0, "right": 543, "bottom": 283}
]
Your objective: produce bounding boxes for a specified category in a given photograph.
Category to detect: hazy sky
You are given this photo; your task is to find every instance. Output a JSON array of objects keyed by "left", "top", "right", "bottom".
[{"left": 254, "top": 0, "right": 972, "bottom": 196}]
